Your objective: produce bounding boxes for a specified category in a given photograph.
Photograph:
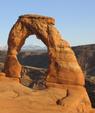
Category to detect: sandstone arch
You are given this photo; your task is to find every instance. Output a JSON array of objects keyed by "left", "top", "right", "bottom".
[{"left": 4, "top": 14, "right": 85, "bottom": 85}]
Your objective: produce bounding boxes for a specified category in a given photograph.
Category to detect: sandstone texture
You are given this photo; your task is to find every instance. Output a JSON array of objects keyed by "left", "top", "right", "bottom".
[
  {"left": 1, "top": 14, "right": 95, "bottom": 113},
  {"left": 0, "top": 73, "right": 94, "bottom": 113},
  {"left": 4, "top": 14, "right": 84, "bottom": 85}
]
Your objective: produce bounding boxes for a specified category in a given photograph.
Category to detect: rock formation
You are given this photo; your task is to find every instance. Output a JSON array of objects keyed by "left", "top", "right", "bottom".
[
  {"left": 4, "top": 14, "right": 84, "bottom": 85},
  {"left": 0, "top": 14, "right": 94, "bottom": 113}
]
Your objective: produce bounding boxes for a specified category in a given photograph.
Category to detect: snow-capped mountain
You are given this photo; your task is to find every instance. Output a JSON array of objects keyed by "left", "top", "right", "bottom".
[
  {"left": 0, "top": 45, "right": 47, "bottom": 51},
  {"left": 0, "top": 45, "right": 8, "bottom": 51}
]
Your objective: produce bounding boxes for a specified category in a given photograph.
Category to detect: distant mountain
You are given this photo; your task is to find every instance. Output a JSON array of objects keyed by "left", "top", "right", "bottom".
[
  {"left": 0, "top": 44, "right": 47, "bottom": 51},
  {"left": 0, "top": 45, "right": 8, "bottom": 51},
  {"left": 21, "top": 44, "right": 47, "bottom": 51}
]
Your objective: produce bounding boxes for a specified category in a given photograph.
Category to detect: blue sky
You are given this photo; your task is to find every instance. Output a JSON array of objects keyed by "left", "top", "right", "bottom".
[{"left": 0, "top": 0, "right": 95, "bottom": 47}]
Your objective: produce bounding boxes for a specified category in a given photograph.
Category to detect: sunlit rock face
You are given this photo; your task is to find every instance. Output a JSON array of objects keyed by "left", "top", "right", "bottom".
[
  {"left": 0, "top": 14, "right": 94, "bottom": 113},
  {"left": 4, "top": 14, "right": 84, "bottom": 85},
  {"left": 0, "top": 75, "right": 94, "bottom": 113}
]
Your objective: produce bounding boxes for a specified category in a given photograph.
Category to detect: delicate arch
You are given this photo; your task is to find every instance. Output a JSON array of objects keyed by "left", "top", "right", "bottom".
[{"left": 4, "top": 14, "right": 85, "bottom": 85}]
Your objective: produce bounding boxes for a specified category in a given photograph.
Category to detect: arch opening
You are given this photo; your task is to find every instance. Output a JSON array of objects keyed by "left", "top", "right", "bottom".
[
  {"left": 18, "top": 35, "right": 48, "bottom": 68},
  {"left": 18, "top": 35, "right": 49, "bottom": 89}
]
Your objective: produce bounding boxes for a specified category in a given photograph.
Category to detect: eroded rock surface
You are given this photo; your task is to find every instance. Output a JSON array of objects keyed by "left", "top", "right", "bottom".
[
  {"left": 0, "top": 73, "right": 94, "bottom": 113},
  {"left": 0, "top": 14, "right": 94, "bottom": 113},
  {"left": 4, "top": 14, "right": 84, "bottom": 85}
]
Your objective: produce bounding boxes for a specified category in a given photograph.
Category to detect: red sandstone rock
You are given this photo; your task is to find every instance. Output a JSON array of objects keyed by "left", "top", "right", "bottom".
[
  {"left": 0, "top": 75, "right": 94, "bottom": 113},
  {"left": 0, "top": 14, "right": 94, "bottom": 113},
  {"left": 4, "top": 55, "right": 21, "bottom": 78},
  {"left": 0, "top": 72, "right": 5, "bottom": 77},
  {"left": 4, "top": 14, "right": 84, "bottom": 86}
]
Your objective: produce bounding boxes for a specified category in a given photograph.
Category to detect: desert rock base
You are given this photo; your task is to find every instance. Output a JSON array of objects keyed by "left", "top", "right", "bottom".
[{"left": 0, "top": 74, "right": 94, "bottom": 113}]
